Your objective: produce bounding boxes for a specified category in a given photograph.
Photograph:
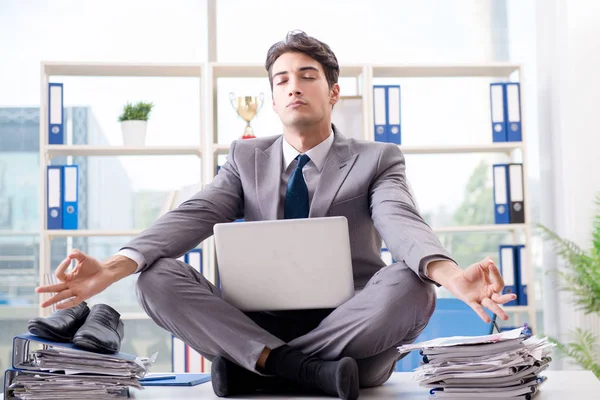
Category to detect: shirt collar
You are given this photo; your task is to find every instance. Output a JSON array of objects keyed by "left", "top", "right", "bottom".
[{"left": 282, "top": 129, "right": 334, "bottom": 172}]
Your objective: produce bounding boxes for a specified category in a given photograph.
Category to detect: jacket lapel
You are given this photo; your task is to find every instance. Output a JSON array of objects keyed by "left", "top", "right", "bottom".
[
  {"left": 309, "top": 131, "right": 358, "bottom": 218},
  {"left": 256, "top": 136, "right": 283, "bottom": 220}
]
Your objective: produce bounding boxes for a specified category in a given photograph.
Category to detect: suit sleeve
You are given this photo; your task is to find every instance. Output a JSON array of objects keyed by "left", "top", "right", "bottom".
[
  {"left": 119, "top": 140, "right": 244, "bottom": 273},
  {"left": 369, "top": 143, "right": 457, "bottom": 285}
]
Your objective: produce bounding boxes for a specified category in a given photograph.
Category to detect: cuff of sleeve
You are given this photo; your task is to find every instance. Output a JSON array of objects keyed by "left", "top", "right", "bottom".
[
  {"left": 419, "top": 254, "right": 458, "bottom": 287},
  {"left": 116, "top": 248, "right": 147, "bottom": 274}
]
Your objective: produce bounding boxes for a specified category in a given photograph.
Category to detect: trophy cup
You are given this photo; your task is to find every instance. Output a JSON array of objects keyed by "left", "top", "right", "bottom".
[{"left": 229, "top": 93, "right": 264, "bottom": 139}]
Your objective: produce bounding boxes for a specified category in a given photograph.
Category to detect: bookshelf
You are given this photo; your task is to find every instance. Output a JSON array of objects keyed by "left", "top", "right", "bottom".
[
  {"left": 38, "top": 62, "right": 210, "bottom": 321},
  {"left": 37, "top": 60, "right": 536, "bottom": 364}
]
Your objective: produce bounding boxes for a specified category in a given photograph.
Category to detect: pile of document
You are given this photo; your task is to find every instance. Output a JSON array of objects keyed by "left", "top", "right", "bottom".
[
  {"left": 5, "top": 334, "right": 156, "bottom": 400},
  {"left": 397, "top": 326, "right": 554, "bottom": 399}
]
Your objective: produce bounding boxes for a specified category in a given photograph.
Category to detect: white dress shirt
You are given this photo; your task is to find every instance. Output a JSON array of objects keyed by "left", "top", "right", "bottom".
[{"left": 117, "top": 130, "right": 334, "bottom": 272}]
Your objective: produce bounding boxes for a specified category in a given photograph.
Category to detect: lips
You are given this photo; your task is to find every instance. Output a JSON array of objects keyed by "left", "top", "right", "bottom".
[{"left": 288, "top": 100, "right": 307, "bottom": 107}]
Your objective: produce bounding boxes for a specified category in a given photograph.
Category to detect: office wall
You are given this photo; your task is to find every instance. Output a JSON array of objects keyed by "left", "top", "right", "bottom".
[{"left": 537, "top": 0, "right": 600, "bottom": 369}]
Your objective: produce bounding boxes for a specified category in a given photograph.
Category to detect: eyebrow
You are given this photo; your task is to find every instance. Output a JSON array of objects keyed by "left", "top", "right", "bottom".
[{"left": 272, "top": 66, "right": 320, "bottom": 79}]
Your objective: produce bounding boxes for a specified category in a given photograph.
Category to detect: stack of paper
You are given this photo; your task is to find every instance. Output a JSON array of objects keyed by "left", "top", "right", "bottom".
[
  {"left": 5, "top": 334, "right": 156, "bottom": 400},
  {"left": 397, "top": 326, "right": 554, "bottom": 399}
]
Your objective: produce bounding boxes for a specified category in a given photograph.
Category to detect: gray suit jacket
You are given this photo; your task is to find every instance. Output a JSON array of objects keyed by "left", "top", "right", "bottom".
[{"left": 122, "top": 125, "right": 454, "bottom": 289}]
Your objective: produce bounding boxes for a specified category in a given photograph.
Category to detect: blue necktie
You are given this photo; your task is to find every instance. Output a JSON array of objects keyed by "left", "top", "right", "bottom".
[{"left": 284, "top": 154, "right": 311, "bottom": 219}]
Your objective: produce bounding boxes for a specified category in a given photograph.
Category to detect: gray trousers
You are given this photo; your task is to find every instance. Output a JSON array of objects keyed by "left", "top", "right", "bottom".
[{"left": 136, "top": 258, "right": 436, "bottom": 388}]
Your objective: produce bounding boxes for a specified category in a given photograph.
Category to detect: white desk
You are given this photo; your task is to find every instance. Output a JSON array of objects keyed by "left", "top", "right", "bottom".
[{"left": 131, "top": 371, "right": 599, "bottom": 399}]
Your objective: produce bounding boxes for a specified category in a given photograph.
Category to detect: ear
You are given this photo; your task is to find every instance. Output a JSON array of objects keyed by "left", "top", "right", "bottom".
[
  {"left": 272, "top": 96, "right": 277, "bottom": 113},
  {"left": 330, "top": 83, "right": 341, "bottom": 106}
]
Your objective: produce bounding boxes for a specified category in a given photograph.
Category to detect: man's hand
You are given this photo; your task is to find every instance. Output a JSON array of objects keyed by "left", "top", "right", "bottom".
[
  {"left": 427, "top": 257, "right": 517, "bottom": 323},
  {"left": 35, "top": 249, "right": 137, "bottom": 310}
]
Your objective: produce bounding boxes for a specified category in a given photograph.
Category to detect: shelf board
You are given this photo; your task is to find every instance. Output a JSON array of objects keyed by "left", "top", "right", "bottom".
[
  {"left": 210, "top": 63, "right": 365, "bottom": 79},
  {"left": 433, "top": 224, "right": 526, "bottom": 233},
  {"left": 43, "top": 62, "right": 203, "bottom": 77},
  {"left": 213, "top": 144, "right": 231, "bottom": 155},
  {"left": 213, "top": 142, "right": 522, "bottom": 156},
  {"left": 0, "top": 230, "right": 39, "bottom": 236},
  {"left": 399, "top": 143, "right": 522, "bottom": 154},
  {"left": 371, "top": 63, "right": 520, "bottom": 78},
  {"left": 45, "top": 145, "right": 202, "bottom": 157},
  {"left": 45, "top": 230, "right": 143, "bottom": 238}
]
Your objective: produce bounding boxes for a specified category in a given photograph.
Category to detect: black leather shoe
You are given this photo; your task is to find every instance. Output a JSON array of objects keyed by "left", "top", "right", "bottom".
[
  {"left": 28, "top": 302, "right": 90, "bottom": 342},
  {"left": 72, "top": 304, "right": 124, "bottom": 354},
  {"left": 211, "top": 356, "right": 293, "bottom": 397}
]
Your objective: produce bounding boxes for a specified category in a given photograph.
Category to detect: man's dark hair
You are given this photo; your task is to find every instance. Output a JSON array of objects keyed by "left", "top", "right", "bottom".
[{"left": 265, "top": 30, "right": 340, "bottom": 91}]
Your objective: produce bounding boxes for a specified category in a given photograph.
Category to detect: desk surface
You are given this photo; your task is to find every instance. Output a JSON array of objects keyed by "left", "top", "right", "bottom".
[{"left": 131, "top": 370, "right": 599, "bottom": 399}]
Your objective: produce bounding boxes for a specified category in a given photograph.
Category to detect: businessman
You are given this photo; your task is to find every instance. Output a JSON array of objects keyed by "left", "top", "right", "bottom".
[{"left": 36, "top": 30, "right": 517, "bottom": 400}]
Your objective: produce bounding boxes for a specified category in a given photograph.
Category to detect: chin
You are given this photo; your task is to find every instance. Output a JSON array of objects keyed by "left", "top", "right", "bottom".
[{"left": 286, "top": 115, "right": 318, "bottom": 127}]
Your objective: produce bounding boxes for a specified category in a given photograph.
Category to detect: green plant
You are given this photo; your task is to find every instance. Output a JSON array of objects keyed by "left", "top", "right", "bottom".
[
  {"left": 118, "top": 101, "right": 154, "bottom": 122},
  {"left": 537, "top": 193, "right": 600, "bottom": 377}
]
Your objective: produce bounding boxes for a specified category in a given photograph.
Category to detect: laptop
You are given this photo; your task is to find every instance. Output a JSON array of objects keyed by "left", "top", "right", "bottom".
[{"left": 213, "top": 216, "right": 355, "bottom": 312}]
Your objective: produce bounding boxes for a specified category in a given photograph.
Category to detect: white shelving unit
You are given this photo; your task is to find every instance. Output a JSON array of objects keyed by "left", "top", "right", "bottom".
[
  {"left": 366, "top": 63, "right": 535, "bottom": 332},
  {"left": 38, "top": 62, "right": 210, "bottom": 318},
  {"left": 37, "top": 61, "right": 536, "bottom": 334}
]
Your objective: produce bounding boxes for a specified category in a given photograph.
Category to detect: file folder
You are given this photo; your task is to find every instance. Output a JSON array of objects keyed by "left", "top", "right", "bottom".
[
  {"left": 185, "top": 248, "right": 203, "bottom": 274},
  {"left": 498, "top": 245, "right": 518, "bottom": 306},
  {"left": 172, "top": 336, "right": 186, "bottom": 373},
  {"left": 186, "top": 345, "right": 205, "bottom": 373},
  {"left": 373, "top": 85, "right": 387, "bottom": 142},
  {"left": 48, "top": 82, "right": 64, "bottom": 144},
  {"left": 515, "top": 244, "right": 528, "bottom": 306},
  {"left": 172, "top": 335, "right": 205, "bottom": 373},
  {"left": 490, "top": 83, "right": 507, "bottom": 142},
  {"left": 4, "top": 368, "right": 132, "bottom": 399},
  {"left": 140, "top": 373, "right": 211, "bottom": 386},
  {"left": 62, "top": 164, "right": 78, "bottom": 229},
  {"left": 12, "top": 333, "right": 137, "bottom": 372},
  {"left": 47, "top": 165, "right": 63, "bottom": 229},
  {"left": 386, "top": 85, "right": 401, "bottom": 144},
  {"left": 505, "top": 82, "right": 522, "bottom": 142},
  {"left": 492, "top": 164, "right": 510, "bottom": 224},
  {"left": 508, "top": 163, "right": 525, "bottom": 223}
]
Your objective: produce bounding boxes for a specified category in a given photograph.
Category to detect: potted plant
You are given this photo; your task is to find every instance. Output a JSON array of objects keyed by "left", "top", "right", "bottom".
[
  {"left": 537, "top": 194, "right": 600, "bottom": 377},
  {"left": 118, "top": 101, "right": 154, "bottom": 146}
]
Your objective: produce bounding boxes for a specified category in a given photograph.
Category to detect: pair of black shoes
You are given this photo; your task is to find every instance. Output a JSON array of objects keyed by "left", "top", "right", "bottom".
[{"left": 28, "top": 302, "right": 125, "bottom": 354}]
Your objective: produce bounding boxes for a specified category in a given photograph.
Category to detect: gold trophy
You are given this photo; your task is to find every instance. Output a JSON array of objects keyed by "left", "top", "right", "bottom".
[{"left": 229, "top": 93, "right": 264, "bottom": 139}]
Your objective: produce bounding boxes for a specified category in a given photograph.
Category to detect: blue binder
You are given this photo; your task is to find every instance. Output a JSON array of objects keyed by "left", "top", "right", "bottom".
[
  {"left": 185, "top": 248, "right": 203, "bottom": 274},
  {"left": 47, "top": 165, "right": 63, "bottom": 229},
  {"left": 492, "top": 164, "right": 510, "bottom": 224},
  {"left": 62, "top": 165, "right": 78, "bottom": 229},
  {"left": 373, "top": 85, "right": 388, "bottom": 142},
  {"left": 490, "top": 83, "right": 507, "bottom": 142},
  {"left": 498, "top": 245, "right": 518, "bottom": 306},
  {"left": 505, "top": 82, "right": 522, "bottom": 142},
  {"left": 48, "top": 82, "right": 64, "bottom": 144},
  {"left": 515, "top": 244, "right": 528, "bottom": 306},
  {"left": 385, "top": 85, "right": 401, "bottom": 144}
]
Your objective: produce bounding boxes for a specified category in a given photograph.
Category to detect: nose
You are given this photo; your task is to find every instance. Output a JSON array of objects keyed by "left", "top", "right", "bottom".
[{"left": 288, "top": 77, "right": 303, "bottom": 97}]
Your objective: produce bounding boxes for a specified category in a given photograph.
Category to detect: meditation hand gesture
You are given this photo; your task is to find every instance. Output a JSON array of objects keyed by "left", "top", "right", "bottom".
[{"left": 428, "top": 257, "right": 517, "bottom": 323}]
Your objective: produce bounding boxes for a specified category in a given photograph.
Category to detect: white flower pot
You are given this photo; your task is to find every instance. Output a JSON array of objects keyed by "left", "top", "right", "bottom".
[{"left": 120, "top": 120, "right": 148, "bottom": 146}]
